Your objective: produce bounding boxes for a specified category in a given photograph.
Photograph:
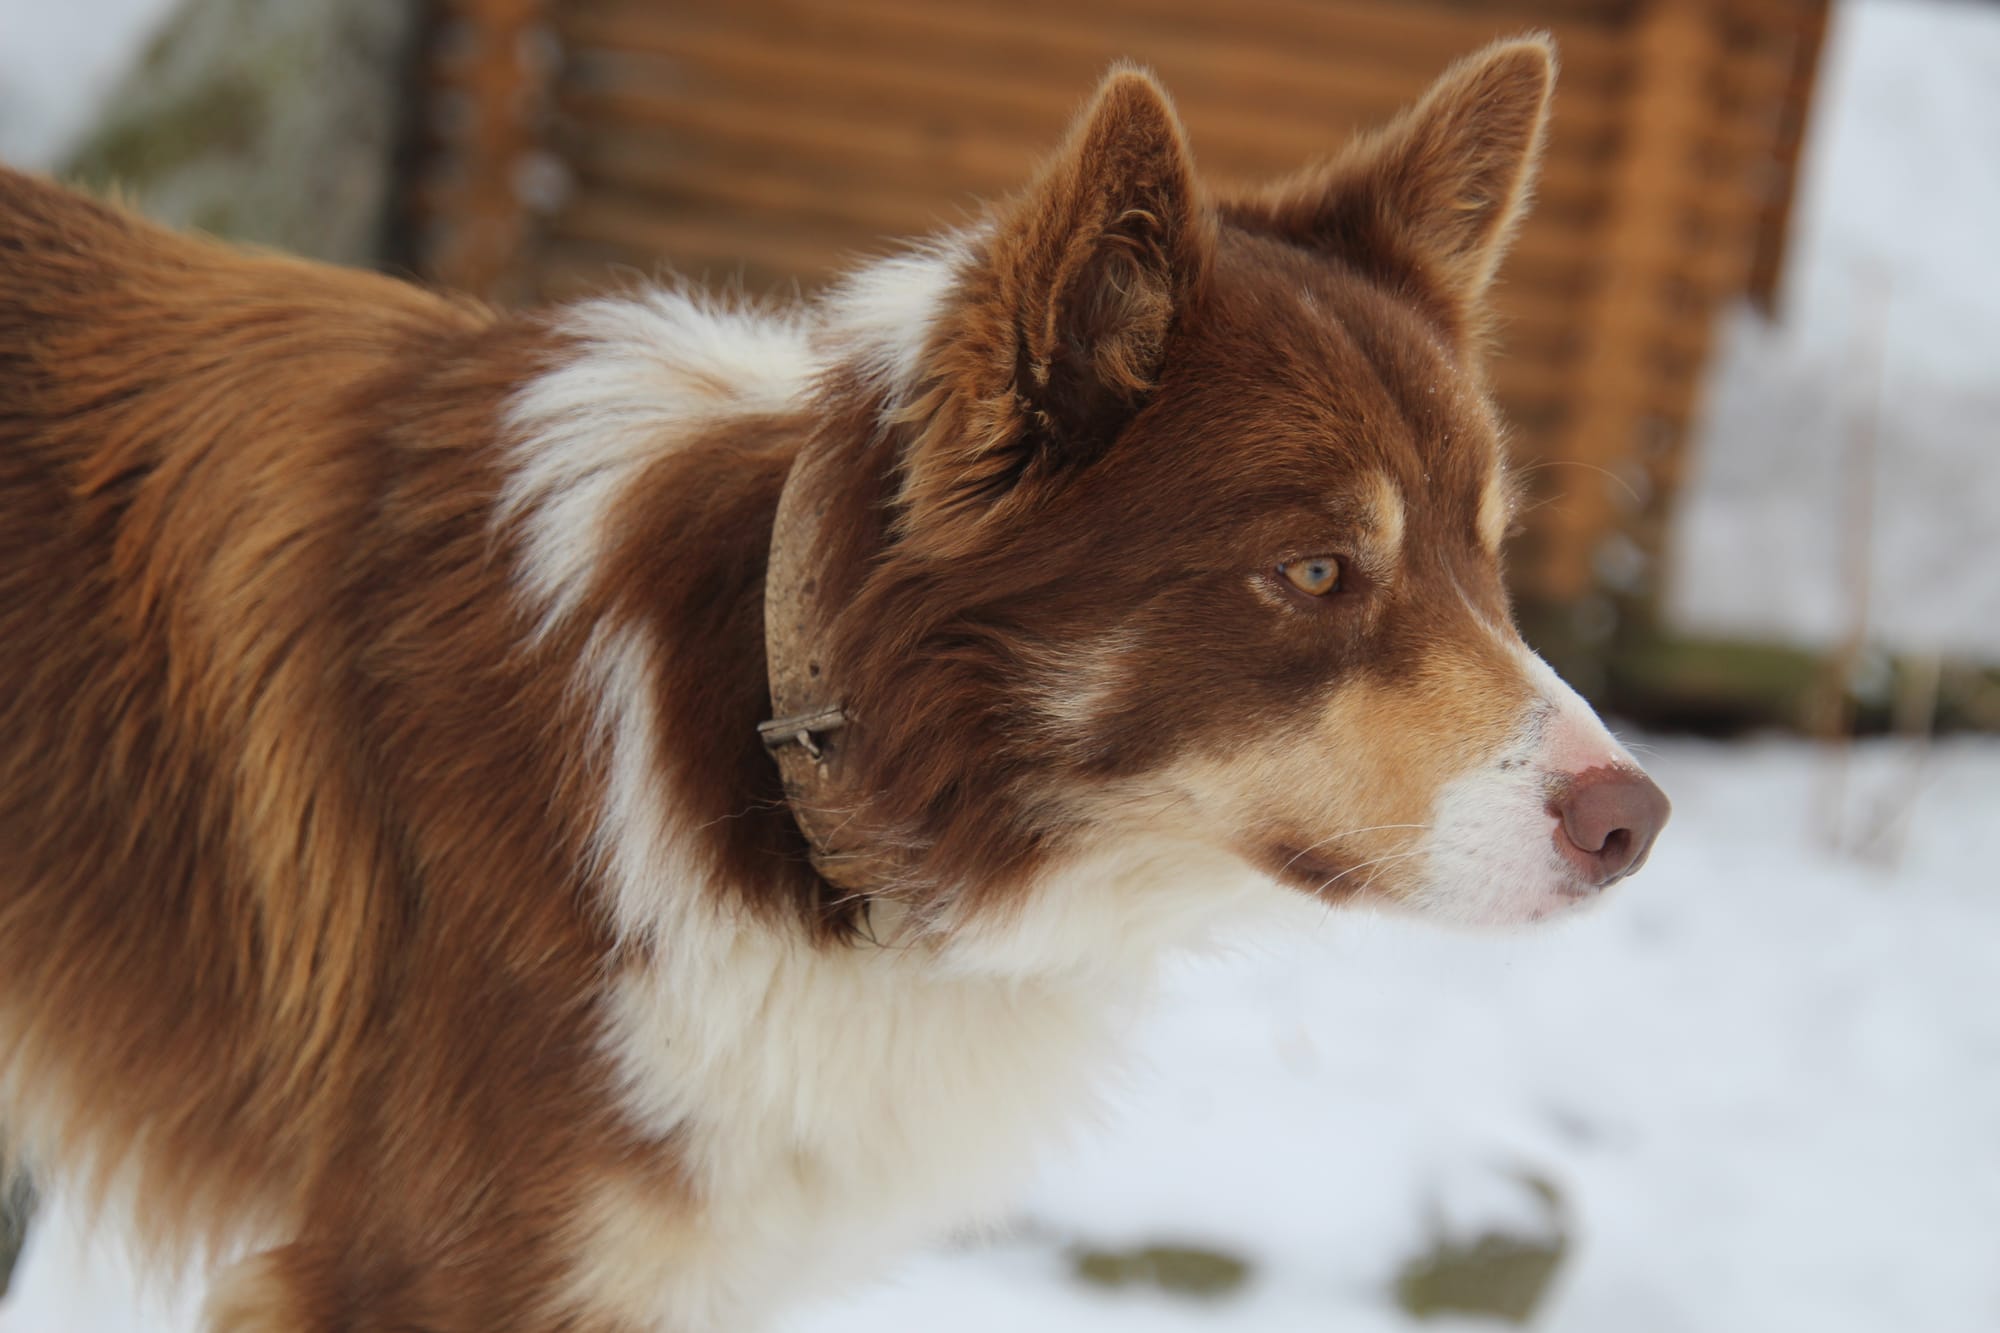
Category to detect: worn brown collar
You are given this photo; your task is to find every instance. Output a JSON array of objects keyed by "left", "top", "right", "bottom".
[{"left": 757, "top": 437, "right": 888, "bottom": 892}]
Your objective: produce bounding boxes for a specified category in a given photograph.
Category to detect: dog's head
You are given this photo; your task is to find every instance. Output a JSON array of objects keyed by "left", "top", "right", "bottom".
[{"left": 819, "top": 36, "right": 1667, "bottom": 935}]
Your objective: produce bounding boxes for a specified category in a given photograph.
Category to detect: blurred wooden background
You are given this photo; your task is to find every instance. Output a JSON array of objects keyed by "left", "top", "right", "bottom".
[{"left": 401, "top": 0, "right": 1829, "bottom": 703}]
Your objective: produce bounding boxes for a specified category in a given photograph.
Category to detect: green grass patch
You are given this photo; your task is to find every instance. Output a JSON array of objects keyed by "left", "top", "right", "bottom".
[{"left": 1069, "top": 1241, "right": 1252, "bottom": 1299}]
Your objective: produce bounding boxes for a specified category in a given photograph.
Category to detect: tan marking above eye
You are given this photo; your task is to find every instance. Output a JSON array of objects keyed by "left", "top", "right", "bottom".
[
  {"left": 1279, "top": 556, "right": 1343, "bottom": 596},
  {"left": 1477, "top": 472, "right": 1513, "bottom": 551},
  {"left": 1369, "top": 473, "right": 1407, "bottom": 558}
]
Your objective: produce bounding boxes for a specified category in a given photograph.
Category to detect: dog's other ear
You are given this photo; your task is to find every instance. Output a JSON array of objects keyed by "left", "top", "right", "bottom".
[
  {"left": 1230, "top": 35, "right": 1554, "bottom": 341},
  {"left": 899, "top": 67, "right": 1211, "bottom": 540}
]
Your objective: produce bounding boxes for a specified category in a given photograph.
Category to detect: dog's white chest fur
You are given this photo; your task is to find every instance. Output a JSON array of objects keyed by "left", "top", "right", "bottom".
[
  {"left": 565, "top": 833, "right": 1263, "bottom": 1332},
  {"left": 499, "top": 284, "right": 1270, "bottom": 1330},
  {"left": 579, "top": 928, "right": 1123, "bottom": 1328}
]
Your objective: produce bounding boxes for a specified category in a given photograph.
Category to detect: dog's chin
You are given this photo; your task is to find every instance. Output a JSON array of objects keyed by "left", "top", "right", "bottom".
[
  {"left": 1257, "top": 847, "right": 1588, "bottom": 924},
  {"left": 1389, "top": 872, "right": 1611, "bottom": 930},
  {"left": 1255, "top": 835, "right": 1617, "bottom": 928}
]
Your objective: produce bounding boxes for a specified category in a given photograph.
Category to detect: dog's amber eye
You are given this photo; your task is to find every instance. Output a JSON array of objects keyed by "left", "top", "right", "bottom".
[{"left": 1279, "top": 556, "right": 1342, "bottom": 596}]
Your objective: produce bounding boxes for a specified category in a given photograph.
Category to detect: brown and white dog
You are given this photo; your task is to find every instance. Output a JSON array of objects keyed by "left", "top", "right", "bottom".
[{"left": 0, "top": 35, "right": 1667, "bottom": 1332}]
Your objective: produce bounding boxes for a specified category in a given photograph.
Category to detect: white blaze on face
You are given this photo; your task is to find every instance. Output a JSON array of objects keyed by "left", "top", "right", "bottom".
[{"left": 1413, "top": 641, "right": 1655, "bottom": 926}]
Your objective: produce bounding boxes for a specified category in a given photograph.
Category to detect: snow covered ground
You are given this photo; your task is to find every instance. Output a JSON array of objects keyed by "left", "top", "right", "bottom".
[
  {"left": 7, "top": 735, "right": 2000, "bottom": 1331},
  {"left": 795, "top": 739, "right": 2000, "bottom": 1333}
]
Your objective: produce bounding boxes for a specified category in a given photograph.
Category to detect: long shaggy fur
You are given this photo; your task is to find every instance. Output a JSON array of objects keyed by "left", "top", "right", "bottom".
[{"left": 0, "top": 36, "right": 1665, "bottom": 1332}]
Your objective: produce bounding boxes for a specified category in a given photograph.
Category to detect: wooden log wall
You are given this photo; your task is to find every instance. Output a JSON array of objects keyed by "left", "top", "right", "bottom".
[{"left": 404, "top": 0, "right": 1828, "bottom": 624}]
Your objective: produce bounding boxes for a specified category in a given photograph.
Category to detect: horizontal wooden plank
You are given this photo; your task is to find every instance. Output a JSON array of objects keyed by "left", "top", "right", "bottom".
[
  {"left": 545, "top": 193, "right": 907, "bottom": 278},
  {"left": 560, "top": 0, "right": 1635, "bottom": 114},
  {"left": 531, "top": 236, "right": 804, "bottom": 303},
  {"left": 547, "top": 108, "right": 1623, "bottom": 229},
  {"left": 565, "top": 0, "right": 1634, "bottom": 80},
  {"left": 549, "top": 77, "right": 1625, "bottom": 168},
  {"left": 546, "top": 79, "right": 1630, "bottom": 211},
  {"left": 556, "top": 157, "right": 969, "bottom": 248},
  {"left": 551, "top": 9, "right": 1639, "bottom": 163}
]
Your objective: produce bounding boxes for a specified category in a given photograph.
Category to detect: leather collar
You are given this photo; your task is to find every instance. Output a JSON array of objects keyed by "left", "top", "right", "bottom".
[{"left": 757, "top": 437, "right": 887, "bottom": 892}]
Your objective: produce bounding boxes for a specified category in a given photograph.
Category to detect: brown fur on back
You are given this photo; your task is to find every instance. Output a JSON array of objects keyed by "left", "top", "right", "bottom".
[{"left": 0, "top": 170, "right": 659, "bottom": 1324}]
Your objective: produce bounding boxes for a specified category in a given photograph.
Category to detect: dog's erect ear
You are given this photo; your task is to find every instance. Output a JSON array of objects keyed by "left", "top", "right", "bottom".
[
  {"left": 1230, "top": 35, "right": 1554, "bottom": 339},
  {"left": 899, "top": 68, "right": 1211, "bottom": 537}
]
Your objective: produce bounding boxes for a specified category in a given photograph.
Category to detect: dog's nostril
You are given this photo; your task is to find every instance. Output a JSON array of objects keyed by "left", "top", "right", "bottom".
[{"left": 1554, "top": 766, "right": 1670, "bottom": 886}]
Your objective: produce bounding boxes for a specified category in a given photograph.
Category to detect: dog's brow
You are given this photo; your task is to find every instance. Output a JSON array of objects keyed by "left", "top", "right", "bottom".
[
  {"left": 1476, "top": 469, "right": 1513, "bottom": 551},
  {"left": 1367, "top": 472, "right": 1406, "bottom": 559}
]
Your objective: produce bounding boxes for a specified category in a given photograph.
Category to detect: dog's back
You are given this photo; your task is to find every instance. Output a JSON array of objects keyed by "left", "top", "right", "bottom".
[
  {"left": 1, "top": 168, "right": 388, "bottom": 1208},
  {"left": 0, "top": 172, "right": 569, "bottom": 1284},
  {"left": 0, "top": 167, "right": 826, "bottom": 1328}
]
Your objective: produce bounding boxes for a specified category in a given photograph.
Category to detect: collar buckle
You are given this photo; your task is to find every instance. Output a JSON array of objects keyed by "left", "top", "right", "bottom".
[{"left": 756, "top": 705, "right": 849, "bottom": 762}]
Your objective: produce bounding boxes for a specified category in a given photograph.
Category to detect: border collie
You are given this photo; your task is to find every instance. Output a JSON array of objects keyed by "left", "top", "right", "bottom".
[{"left": 0, "top": 35, "right": 1666, "bottom": 1331}]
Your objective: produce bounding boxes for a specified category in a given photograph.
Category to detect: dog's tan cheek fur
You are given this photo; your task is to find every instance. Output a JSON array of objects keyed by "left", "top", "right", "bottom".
[{"left": 1196, "top": 647, "right": 1533, "bottom": 899}]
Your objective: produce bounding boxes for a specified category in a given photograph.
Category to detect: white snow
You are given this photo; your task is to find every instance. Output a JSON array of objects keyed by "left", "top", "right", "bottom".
[
  {"left": 0, "top": 0, "right": 178, "bottom": 169},
  {"left": 7, "top": 735, "right": 2000, "bottom": 1332},
  {"left": 1668, "top": 0, "right": 2000, "bottom": 660},
  {"left": 784, "top": 738, "right": 2000, "bottom": 1333}
]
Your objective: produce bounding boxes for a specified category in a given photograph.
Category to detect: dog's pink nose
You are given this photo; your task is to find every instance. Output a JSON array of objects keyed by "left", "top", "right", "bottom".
[{"left": 1552, "top": 766, "right": 1670, "bottom": 887}]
